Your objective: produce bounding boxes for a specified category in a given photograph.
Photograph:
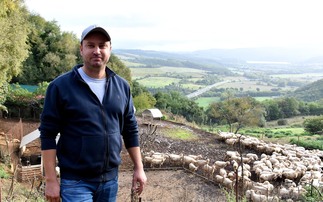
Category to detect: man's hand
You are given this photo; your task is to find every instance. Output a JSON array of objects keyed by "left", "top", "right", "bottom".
[
  {"left": 45, "top": 178, "right": 60, "bottom": 202},
  {"left": 132, "top": 167, "right": 147, "bottom": 195}
]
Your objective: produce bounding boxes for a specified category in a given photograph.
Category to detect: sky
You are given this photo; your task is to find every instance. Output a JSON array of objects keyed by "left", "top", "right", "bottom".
[{"left": 24, "top": 0, "right": 323, "bottom": 52}]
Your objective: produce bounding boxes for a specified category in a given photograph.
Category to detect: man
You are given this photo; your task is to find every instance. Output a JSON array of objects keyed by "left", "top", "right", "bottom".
[{"left": 39, "top": 24, "right": 147, "bottom": 202}]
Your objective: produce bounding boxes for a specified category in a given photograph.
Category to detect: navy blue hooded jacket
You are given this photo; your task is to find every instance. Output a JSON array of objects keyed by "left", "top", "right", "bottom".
[{"left": 39, "top": 65, "right": 139, "bottom": 182}]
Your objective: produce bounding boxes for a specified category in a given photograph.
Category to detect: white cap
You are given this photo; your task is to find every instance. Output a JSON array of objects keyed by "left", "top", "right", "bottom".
[{"left": 81, "top": 24, "right": 111, "bottom": 43}]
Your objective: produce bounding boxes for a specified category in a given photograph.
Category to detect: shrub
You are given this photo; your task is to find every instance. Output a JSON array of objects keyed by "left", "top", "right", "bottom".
[
  {"left": 277, "top": 119, "right": 288, "bottom": 125},
  {"left": 266, "top": 134, "right": 273, "bottom": 138},
  {"left": 0, "top": 166, "right": 10, "bottom": 179},
  {"left": 304, "top": 116, "right": 323, "bottom": 134}
]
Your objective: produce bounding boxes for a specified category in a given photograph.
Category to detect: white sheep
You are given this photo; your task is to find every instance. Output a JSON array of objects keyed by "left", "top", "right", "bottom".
[
  {"left": 143, "top": 156, "right": 154, "bottom": 166},
  {"left": 196, "top": 158, "right": 210, "bottom": 168},
  {"left": 188, "top": 162, "right": 198, "bottom": 172},
  {"left": 222, "top": 177, "right": 234, "bottom": 189},
  {"left": 226, "top": 151, "right": 240, "bottom": 159},
  {"left": 202, "top": 163, "right": 215, "bottom": 178},
  {"left": 182, "top": 155, "right": 197, "bottom": 166},
  {"left": 284, "top": 179, "right": 296, "bottom": 188},
  {"left": 246, "top": 190, "right": 279, "bottom": 202},
  {"left": 219, "top": 168, "right": 227, "bottom": 178},
  {"left": 225, "top": 138, "right": 237, "bottom": 145},
  {"left": 278, "top": 186, "right": 290, "bottom": 199},
  {"left": 150, "top": 158, "right": 165, "bottom": 168},
  {"left": 259, "top": 171, "right": 277, "bottom": 182},
  {"left": 246, "top": 153, "right": 258, "bottom": 161},
  {"left": 187, "top": 154, "right": 203, "bottom": 160},
  {"left": 167, "top": 153, "right": 183, "bottom": 165},
  {"left": 214, "top": 174, "right": 224, "bottom": 183},
  {"left": 213, "top": 160, "right": 230, "bottom": 169},
  {"left": 231, "top": 160, "right": 239, "bottom": 171},
  {"left": 282, "top": 169, "right": 298, "bottom": 180}
]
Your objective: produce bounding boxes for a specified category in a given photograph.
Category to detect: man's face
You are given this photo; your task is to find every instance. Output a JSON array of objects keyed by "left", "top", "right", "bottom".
[{"left": 80, "top": 32, "right": 111, "bottom": 69}]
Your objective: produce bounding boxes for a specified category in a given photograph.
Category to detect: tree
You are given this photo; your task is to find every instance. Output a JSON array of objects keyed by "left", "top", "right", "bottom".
[
  {"left": 207, "top": 97, "right": 266, "bottom": 133},
  {"left": 12, "top": 15, "right": 80, "bottom": 84},
  {"left": 304, "top": 116, "right": 323, "bottom": 134},
  {"left": 133, "top": 92, "right": 156, "bottom": 111},
  {"left": 0, "top": 0, "right": 30, "bottom": 111},
  {"left": 154, "top": 91, "right": 205, "bottom": 124},
  {"left": 262, "top": 99, "right": 282, "bottom": 121},
  {"left": 278, "top": 97, "right": 300, "bottom": 118},
  {"left": 108, "top": 54, "right": 132, "bottom": 84}
]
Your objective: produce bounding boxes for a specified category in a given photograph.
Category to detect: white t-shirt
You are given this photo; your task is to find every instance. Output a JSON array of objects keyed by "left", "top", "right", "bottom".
[{"left": 78, "top": 68, "right": 106, "bottom": 103}]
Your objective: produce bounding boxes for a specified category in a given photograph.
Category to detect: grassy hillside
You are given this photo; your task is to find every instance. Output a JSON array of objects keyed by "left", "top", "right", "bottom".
[{"left": 292, "top": 78, "right": 323, "bottom": 101}]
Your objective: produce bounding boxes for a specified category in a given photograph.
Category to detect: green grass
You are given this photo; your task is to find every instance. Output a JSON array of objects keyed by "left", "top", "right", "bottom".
[
  {"left": 163, "top": 128, "right": 197, "bottom": 140},
  {"left": 195, "top": 97, "right": 220, "bottom": 109},
  {"left": 254, "top": 97, "right": 273, "bottom": 101},
  {"left": 130, "top": 66, "right": 207, "bottom": 79},
  {"left": 136, "top": 77, "right": 181, "bottom": 88},
  {"left": 269, "top": 127, "right": 304, "bottom": 135},
  {"left": 0, "top": 166, "right": 10, "bottom": 179},
  {"left": 181, "top": 83, "right": 205, "bottom": 90}
]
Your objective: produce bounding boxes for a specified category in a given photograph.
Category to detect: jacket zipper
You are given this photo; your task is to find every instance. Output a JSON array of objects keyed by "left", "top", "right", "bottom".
[{"left": 101, "top": 76, "right": 110, "bottom": 180}]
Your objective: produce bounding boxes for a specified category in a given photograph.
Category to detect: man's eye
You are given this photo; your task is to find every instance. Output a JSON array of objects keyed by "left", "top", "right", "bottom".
[{"left": 87, "top": 45, "right": 95, "bottom": 48}]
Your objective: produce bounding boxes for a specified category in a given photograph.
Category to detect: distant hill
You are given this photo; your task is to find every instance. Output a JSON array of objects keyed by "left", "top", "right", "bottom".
[
  {"left": 191, "top": 47, "right": 323, "bottom": 63},
  {"left": 113, "top": 49, "right": 233, "bottom": 75},
  {"left": 115, "top": 47, "right": 323, "bottom": 64},
  {"left": 292, "top": 79, "right": 323, "bottom": 101}
]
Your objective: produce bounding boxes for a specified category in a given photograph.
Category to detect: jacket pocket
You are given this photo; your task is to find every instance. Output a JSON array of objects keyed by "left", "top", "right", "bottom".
[
  {"left": 107, "top": 131, "right": 122, "bottom": 168},
  {"left": 57, "top": 135, "right": 105, "bottom": 173}
]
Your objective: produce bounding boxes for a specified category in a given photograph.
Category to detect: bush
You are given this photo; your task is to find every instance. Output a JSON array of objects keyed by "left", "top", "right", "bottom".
[
  {"left": 277, "top": 119, "right": 288, "bottom": 125},
  {"left": 289, "top": 138, "right": 323, "bottom": 150},
  {"left": 266, "top": 134, "right": 273, "bottom": 138},
  {"left": 0, "top": 166, "right": 10, "bottom": 179},
  {"left": 304, "top": 116, "right": 323, "bottom": 134},
  {"left": 3, "top": 83, "right": 46, "bottom": 119}
]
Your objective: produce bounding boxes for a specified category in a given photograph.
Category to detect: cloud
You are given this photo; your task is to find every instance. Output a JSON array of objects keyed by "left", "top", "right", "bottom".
[{"left": 25, "top": 0, "right": 323, "bottom": 51}]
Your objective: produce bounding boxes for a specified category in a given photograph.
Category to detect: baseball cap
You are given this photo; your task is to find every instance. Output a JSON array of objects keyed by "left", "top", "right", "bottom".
[{"left": 81, "top": 25, "right": 111, "bottom": 43}]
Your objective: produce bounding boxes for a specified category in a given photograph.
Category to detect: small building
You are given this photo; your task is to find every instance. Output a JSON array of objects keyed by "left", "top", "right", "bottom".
[
  {"left": 18, "top": 130, "right": 60, "bottom": 182},
  {"left": 142, "top": 108, "right": 163, "bottom": 123},
  {"left": 18, "top": 129, "right": 42, "bottom": 182}
]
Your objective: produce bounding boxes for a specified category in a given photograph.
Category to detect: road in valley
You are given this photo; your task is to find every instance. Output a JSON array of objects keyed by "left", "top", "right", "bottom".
[{"left": 186, "top": 80, "right": 230, "bottom": 98}]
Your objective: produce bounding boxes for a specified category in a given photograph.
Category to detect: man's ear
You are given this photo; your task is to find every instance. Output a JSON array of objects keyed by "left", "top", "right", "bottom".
[{"left": 80, "top": 45, "right": 83, "bottom": 56}]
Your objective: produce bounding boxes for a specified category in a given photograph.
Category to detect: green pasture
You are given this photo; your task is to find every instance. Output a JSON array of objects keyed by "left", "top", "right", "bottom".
[
  {"left": 162, "top": 127, "right": 197, "bottom": 140},
  {"left": 181, "top": 83, "right": 205, "bottom": 91},
  {"left": 195, "top": 97, "right": 220, "bottom": 109},
  {"left": 271, "top": 72, "right": 323, "bottom": 79},
  {"left": 254, "top": 97, "right": 274, "bottom": 101},
  {"left": 130, "top": 66, "right": 207, "bottom": 79},
  {"left": 220, "top": 80, "right": 295, "bottom": 91},
  {"left": 122, "top": 60, "right": 143, "bottom": 67},
  {"left": 135, "top": 77, "right": 181, "bottom": 88}
]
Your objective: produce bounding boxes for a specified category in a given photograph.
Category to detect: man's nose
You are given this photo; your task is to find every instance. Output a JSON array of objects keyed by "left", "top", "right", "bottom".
[{"left": 93, "top": 46, "right": 100, "bottom": 54}]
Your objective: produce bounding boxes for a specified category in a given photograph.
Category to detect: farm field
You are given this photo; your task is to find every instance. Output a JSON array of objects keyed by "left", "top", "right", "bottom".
[
  {"left": 130, "top": 67, "right": 207, "bottom": 79},
  {"left": 195, "top": 97, "right": 220, "bottom": 109},
  {"left": 129, "top": 65, "right": 306, "bottom": 103},
  {"left": 271, "top": 72, "right": 323, "bottom": 83},
  {"left": 218, "top": 79, "right": 296, "bottom": 92},
  {"left": 135, "top": 77, "right": 181, "bottom": 88}
]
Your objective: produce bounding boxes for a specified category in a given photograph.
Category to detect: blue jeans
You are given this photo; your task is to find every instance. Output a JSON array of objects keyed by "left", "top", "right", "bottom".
[{"left": 60, "top": 176, "right": 118, "bottom": 202}]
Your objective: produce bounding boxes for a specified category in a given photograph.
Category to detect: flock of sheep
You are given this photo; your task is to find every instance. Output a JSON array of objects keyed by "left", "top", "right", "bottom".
[{"left": 142, "top": 131, "right": 323, "bottom": 202}]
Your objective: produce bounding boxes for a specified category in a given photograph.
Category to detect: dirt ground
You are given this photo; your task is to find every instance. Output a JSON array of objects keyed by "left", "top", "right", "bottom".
[{"left": 0, "top": 118, "right": 237, "bottom": 201}]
